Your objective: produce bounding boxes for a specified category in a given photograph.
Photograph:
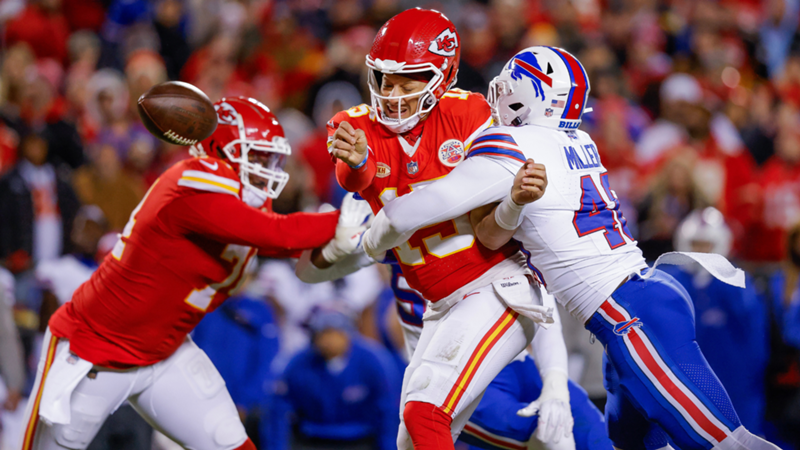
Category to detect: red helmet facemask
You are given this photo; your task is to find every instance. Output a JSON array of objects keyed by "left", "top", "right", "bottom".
[
  {"left": 191, "top": 97, "right": 290, "bottom": 208},
  {"left": 366, "top": 8, "right": 461, "bottom": 134}
]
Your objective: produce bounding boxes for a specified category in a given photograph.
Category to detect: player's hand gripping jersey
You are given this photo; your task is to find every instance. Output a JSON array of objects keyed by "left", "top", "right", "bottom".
[
  {"left": 48, "top": 157, "right": 339, "bottom": 368},
  {"left": 328, "top": 92, "right": 515, "bottom": 302}
]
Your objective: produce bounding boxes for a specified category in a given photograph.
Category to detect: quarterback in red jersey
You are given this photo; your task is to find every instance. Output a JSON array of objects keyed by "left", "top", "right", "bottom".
[
  {"left": 324, "top": 9, "right": 568, "bottom": 450},
  {"left": 20, "top": 97, "right": 370, "bottom": 450}
]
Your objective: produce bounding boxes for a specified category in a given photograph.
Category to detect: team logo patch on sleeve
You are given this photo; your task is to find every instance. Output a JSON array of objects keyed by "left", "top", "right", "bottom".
[
  {"left": 613, "top": 317, "right": 643, "bottom": 336},
  {"left": 377, "top": 162, "right": 391, "bottom": 178},
  {"left": 438, "top": 139, "right": 465, "bottom": 167}
]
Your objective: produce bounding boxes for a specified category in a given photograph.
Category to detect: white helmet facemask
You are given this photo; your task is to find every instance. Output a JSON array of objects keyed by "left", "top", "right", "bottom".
[
  {"left": 366, "top": 57, "right": 450, "bottom": 134},
  {"left": 213, "top": 106, "right": 292, "bottom": 207}
]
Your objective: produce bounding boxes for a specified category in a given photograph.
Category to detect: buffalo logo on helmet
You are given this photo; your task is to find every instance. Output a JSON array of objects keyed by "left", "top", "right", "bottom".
[
  {"left": 509, "top": 52, "right": 552, "bottom": 101},
  {"left": 438, "top": 139, "right": 465, "bottom": 167},
  {"left": 428, "top": 28, "right": 458, "bottom": 57},
  {"left": 214, "top": 102, "right": 240, "bottom": 126}
]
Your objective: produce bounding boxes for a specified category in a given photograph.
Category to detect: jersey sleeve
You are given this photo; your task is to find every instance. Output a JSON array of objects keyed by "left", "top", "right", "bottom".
[
  {"left": 165, "top": 193, "right": 339, "bottom": 252},
  {"left": 466, "top": 128, "right": 526, "bottom": 175},
  {"left": 327, "top": 109, "right": 378, "bottom": 192}
]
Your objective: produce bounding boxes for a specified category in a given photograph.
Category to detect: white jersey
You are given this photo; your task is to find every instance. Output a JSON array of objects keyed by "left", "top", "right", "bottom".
[{"left": 482, "top": 125, "right": 647, "bottom": 323}]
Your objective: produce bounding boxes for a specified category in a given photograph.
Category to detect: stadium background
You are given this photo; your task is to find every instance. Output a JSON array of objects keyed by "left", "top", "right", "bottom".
[{"left": 1, "top": 0, "right": 800, "bottom": 448}]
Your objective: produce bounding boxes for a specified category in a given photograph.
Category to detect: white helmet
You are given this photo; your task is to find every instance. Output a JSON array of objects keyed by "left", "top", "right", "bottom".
[
  {"left": 488, "top": 46, "right": 591, "bottom": 130},
  {"left": 674, "top": 207, "right": 733, "bottom": 257}
]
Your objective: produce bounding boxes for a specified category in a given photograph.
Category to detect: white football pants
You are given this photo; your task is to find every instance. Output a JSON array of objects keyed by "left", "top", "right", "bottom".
[{"left": 19, "top": 329, "right": 247, "bottom": 450}]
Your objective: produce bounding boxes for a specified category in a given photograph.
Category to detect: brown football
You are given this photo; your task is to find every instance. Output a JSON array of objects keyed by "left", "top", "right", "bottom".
[{"left": 137, "top": 81, "right": 217, "bottom": 146}]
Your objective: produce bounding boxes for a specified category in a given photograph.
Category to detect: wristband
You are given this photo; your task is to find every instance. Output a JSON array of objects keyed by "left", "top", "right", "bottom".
[
  {"left": 349, "top": 149, "right": 368, "bottom": 169},
  {"left": 494, "top": 192, "right": 526, "bottom": 231}
]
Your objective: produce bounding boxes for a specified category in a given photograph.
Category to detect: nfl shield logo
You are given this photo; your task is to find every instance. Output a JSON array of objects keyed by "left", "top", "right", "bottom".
[
  {"left": 544, "top": 108, "right": 554, "bottom": 117},
  {"left": 407, "top": 161, "right": 419, "bottom": 175}
]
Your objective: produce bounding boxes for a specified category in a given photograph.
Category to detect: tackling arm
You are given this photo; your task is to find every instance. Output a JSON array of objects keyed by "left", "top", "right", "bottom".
[
  {"left": 168, "top": 193, "right": 339, "bottom": 252},
  {"left": 362, "top": 157, "right": 514, "bottom": 256},
  {"left": 295, "top": 247, "right": 378, "bottom": 283}
]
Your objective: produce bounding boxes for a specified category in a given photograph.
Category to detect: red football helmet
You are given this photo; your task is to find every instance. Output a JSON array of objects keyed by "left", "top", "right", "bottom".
[
  {"left": 191, "top": 97, "right": 290, "bottom": 207},
  {"left": 366, "top": 8, "right": 461, "bottom": 133}
]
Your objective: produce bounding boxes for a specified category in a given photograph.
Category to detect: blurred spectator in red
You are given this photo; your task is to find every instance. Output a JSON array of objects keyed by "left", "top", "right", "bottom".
[
  {"left": 298, "top": 73, "right": 363, "bottom": 204},
  {"left": 72, "top": 142, "right": 144, "bottom": 231},
  {"left": 182, "top": 34, "right": 253, "bottom": 102},
  {"left": 744, "top": 105, "right": 800, "bottom": 262},
  {"left": 637, "top": 74, "right": 758, "bottom": 249},
  {"left": 19, "top": 61, "right": 86, "bottom": 170},
  {"left": 61, "top": 0, "right": 105, "bottom": 31},
  {"left": 3, "top": 0, "right": 70, "bottom": 64},
  {"left": 0, "top": 132, "right": 79, "bottom": 273},
  {"left": 0, "top": 123, "right": 20, "bottom": 176}
]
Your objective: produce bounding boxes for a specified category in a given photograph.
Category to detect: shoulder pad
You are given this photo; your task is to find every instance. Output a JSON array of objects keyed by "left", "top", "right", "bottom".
[{"left": 177, "top": 158, "right": 240, "bottom": 197}]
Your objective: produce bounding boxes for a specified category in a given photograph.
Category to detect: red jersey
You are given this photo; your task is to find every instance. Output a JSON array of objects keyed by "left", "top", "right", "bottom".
[
  {"left": 328, "top": 90, "right": 517, "bottom": 302},
  {"left": 49, "top": 157, "right": 339, "bottom": 368},
  {"left": 740, "top": 156, "right": 800, "bottom": 262}
]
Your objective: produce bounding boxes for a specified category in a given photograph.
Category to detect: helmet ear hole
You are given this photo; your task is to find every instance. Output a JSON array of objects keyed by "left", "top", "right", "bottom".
[{"left": 509, "top": 102, "right": 524, "bottom": 111}]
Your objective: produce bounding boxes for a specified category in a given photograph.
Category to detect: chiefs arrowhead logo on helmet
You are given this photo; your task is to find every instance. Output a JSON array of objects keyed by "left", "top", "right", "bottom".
[
  {"left": 215, "top": 102, "right": 240, "bottom": 126},
  {"left": 428, "top": 28, "right": 458, "bottom": 57}
]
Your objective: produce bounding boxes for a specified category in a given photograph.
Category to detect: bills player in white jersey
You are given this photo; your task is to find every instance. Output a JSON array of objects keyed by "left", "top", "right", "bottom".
[{"left": 361, "top": 46, "right": 779, "bottom": 450}]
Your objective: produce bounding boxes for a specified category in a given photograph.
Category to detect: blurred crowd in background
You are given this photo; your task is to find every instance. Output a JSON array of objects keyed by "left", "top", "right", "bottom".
[{"left": 3, "top": 0, "right": 800, "bottom": 448}]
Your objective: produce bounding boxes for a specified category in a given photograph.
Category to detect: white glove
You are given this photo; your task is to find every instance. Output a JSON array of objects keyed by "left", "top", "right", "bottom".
[
  {"left": 320, "top": 193, "right": 373, "bottom": 263},
  {"left": 518, "top": 371, "right": 573, "bottom": 444}
]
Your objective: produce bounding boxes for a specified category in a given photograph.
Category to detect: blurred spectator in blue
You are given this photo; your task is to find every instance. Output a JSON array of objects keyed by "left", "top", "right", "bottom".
[
  {"left": 152, "top": 0, "right": 190, "bottom": 81},
  {"left": 0, "top": 132, "right": 79, "bottom": 276},
  {"left": 266, "top": 306, "right": 399, "bottom": 450},
  {"left": 192, "top": 284, "right": 281, "bottom": 449},
  {"left": 759, "top": 0, "right": 800, "bottom": 80},
  {"left": 764, "top": 222, "right": 800, "bottom": 447},
  {"left": 660, "top": 207, "right": 768, "bottom": 435},
  {"left": 460, "top": 352, "right": 613, "bottom": 450}
]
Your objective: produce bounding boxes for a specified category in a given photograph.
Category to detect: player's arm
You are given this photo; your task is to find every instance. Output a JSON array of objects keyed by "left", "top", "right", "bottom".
[
  {"left": 330, "top": 120, "right": 377, "bottom": 192},
  {"left": 520, "top": 291, "right": 573, "bottom": 444},
  {"left": 362, "top": 157, "right": 514, "bottom": 257},
  {"left": 167, "top": 193, "right": 340, "bottom": 251},
  {"left": 471, "top": 159, "right": 548, "bottom": 250},
  {"left": 295, "top": 247, "right": 379, "bottom": 283}
]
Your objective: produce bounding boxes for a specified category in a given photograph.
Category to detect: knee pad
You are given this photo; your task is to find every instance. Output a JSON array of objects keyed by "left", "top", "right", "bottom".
[
  {"left": 202, "top": 402, "right": 248, "bottom": 449},
  {"left": 53, "top": 393, "right": 109, "bottom": 449},
  {"left": 406, "top": 364, "right": 435, "bottom": 399}
]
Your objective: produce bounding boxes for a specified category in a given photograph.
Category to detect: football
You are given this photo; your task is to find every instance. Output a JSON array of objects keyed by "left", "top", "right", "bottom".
[{"left": 137, "top": 81, "right": 217, "bottom": 146}]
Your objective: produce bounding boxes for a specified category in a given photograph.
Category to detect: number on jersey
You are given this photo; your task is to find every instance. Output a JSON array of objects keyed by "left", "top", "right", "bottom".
[
  {"left": 378, "top": 184, "right": 475, "bottom": 266},
  {"left": 573, "top": 172, "right": 633, "bottom": 249}
]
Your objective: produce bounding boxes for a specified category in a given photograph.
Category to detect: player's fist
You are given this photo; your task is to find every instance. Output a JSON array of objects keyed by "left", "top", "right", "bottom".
[
  {"left": 512, "top": 159, "right": 548, "bottom": 205},
  {"left": 330, "top": 121, "right": 369, "bottom": 167}
]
